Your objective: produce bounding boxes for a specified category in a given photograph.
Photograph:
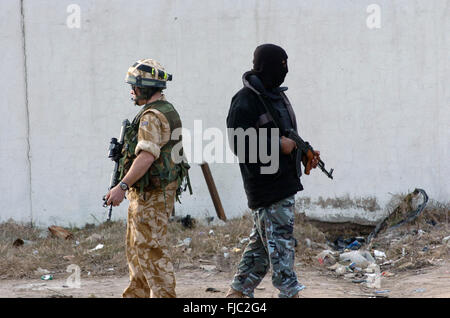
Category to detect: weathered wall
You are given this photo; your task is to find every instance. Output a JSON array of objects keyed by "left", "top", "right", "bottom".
[
  {"left": 0, "top": 0, "right": 448, "bottom": 227},
  {"left": 0, "top": 0, "right": 31, "bottom": 224}
]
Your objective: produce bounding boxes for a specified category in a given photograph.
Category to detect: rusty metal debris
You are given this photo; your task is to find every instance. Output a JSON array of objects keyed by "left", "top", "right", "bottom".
[
  {"left": 48, "top": 226, "right": 74, "bottom": 240},
  {"left": 367, "top": 188, "right": 428, "bottom": 243}
]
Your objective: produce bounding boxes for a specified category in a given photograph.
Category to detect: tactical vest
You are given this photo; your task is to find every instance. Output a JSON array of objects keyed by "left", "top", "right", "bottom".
[{"left": 118, "top": 100, "right": 192, "bottom": 201}]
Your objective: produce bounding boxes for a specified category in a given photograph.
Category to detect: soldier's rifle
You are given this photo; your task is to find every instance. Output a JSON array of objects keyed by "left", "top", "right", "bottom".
[{"left": 103, "top": 119, "right": 130, "bottom": 221}]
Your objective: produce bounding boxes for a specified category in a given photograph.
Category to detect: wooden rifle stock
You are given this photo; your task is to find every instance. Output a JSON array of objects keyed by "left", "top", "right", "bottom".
[{"left": 286, "top": 129, "right": 334, "bottom": 180}]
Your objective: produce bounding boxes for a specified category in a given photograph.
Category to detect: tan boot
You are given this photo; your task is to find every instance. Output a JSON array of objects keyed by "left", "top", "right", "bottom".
[{"left": 225, "top": 288, "right": 245, "bottom": 298}]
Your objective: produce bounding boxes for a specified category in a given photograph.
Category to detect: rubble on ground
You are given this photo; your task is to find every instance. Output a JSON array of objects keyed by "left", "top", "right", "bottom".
[
  {"left": 0, "top": 189, "right": 447, "bottom": 282},
  {"left": 48, "top": 226, "right": 74, "bottom": 240},
  {"left": 296, "top": 189, "right": 449, "bottom": 289}
]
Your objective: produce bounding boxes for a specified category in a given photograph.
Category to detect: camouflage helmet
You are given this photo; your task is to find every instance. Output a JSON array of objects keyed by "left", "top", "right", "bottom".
[{"left": 125, "top": 59, "right": 172, "bottom": 89}]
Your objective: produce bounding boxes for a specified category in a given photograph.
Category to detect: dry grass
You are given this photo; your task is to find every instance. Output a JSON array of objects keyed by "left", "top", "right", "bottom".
[
  {"left": 1, "top": 193, "right": 448, "bottom": 280},
  {"left": 167, "top": 213, "right": 254, "bottom": 271},
  {"left": 0, "top": 210, "right": 327, "bottom": 280},
  {"left": 0, "top": 220, "right": 128, "bottom": 279},
  {"left": 0, "top": 214, "right": 258, "bottom": 280}
]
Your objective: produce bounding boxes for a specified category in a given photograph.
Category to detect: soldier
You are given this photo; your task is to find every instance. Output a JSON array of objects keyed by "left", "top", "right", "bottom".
[
  {"left": 105, "top": 59, "right": 191, "bottom": 298},
  {"left": 226, "top": 44, "right": 320, "bottom": 298}
]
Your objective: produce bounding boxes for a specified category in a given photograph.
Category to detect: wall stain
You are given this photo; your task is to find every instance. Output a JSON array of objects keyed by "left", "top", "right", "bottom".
[{"left": 20, "top": 0, "right": 33, "bottom": 226}]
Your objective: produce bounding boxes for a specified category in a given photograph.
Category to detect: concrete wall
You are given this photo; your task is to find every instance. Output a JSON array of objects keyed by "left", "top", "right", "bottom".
[
  {"left": 0, "top": 0, "right": 448, "bottom": 227},
  {"left": 0, "top": 0, "right": 31, "bottom": 224}
]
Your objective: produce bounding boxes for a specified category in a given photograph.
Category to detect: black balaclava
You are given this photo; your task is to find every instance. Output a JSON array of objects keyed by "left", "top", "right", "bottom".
[{"left": 252, "top": 44, "right": 288, "bottom": 89}]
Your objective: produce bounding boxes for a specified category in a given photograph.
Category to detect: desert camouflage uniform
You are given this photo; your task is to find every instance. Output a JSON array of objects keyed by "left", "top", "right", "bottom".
[
  {"left": 135, "top": 96, "right": 171, "bottom": 162},
  {"left": 230, "top": 196, "right": 305, "bottom": 298},
  {"left": 122, "top": 96, "right": 177, "bottom": 298}
]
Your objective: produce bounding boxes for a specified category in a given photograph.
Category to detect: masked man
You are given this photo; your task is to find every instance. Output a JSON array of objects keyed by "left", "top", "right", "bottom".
[
  {"left": 226, "top": 44, "right": 320, "bottom": 298},
  {"left": 105, "top": 59, "right": 191, "bottom": 298}
]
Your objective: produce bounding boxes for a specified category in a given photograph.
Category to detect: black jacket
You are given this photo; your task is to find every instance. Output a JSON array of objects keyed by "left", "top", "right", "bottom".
[{"left": 227, "top": 72, "right": 303, "bottom": 209}]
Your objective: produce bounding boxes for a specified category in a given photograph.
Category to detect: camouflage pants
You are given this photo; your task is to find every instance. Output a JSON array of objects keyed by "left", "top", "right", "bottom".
[
  {"left": 230, "top": 196, "right": 305, "bottom": 298},
  {"left": 122, "top": 181, "right": 177, "bottom": 298}
]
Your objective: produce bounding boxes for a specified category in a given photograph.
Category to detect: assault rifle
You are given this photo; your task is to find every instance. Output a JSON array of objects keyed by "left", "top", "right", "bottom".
[
  {"left": 285, "top": 129, "right": 334, "bottom": 180},
  {"left": 103, "top": 119, "right": 130, "bottom": 221}
]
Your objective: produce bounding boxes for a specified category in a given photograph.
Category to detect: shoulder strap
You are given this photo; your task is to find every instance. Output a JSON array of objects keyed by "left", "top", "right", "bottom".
[
  {"left": 280, "top": 92, "right": 298, "bottom": 132},
  {"left": 256, "top": 94, "right": 283, "bottom": 130}
]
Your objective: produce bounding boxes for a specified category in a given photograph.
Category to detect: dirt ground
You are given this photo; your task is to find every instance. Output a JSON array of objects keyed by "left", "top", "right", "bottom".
[{"left": 1, "top": 260, "right": 449, "bottom": 298}]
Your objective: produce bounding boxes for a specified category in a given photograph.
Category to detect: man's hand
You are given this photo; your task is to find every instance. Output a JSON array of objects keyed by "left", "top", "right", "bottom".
[
  {"left": 311, "top": 150, "right": 320, "bottom": 169},
  {"left": 281, "top": 136, "right": 296, "bottom": 155},
  {"left": 303, "top": 150, "right": 321, "bottom": 175},
  {"left": 105, "top": 185, "right": 126, "bottom": 207}
]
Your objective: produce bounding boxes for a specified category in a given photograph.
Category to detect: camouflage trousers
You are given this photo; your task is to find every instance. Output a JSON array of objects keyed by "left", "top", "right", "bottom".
[
  {"left": 122, "top": 181, "right": 177, "bottom": 298},
  {"left": 230, "top": 196, "right": 305, "bottom": 298}
]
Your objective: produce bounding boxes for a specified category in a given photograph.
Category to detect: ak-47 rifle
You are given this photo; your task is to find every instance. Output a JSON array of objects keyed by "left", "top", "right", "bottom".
[
  {"left": 286, "top": 129, "right": 334, "bottom": 180},
  {"left": 103, "top": 119, "right": 130, "bottom": 221}
]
